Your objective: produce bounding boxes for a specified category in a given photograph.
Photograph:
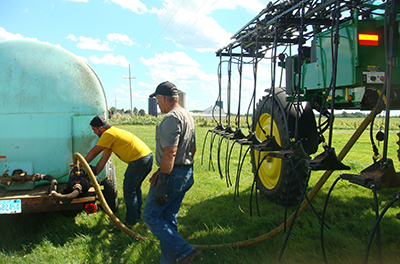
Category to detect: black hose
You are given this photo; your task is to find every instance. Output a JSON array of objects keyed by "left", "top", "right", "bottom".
[
  {"left": 321, "top": 176, "right": 342, "bottom": 264},
  {"left": 234, "top": 145, "right": 252, "bottom": 200},
  {"left": 372, "top": 186, "right": 382, "bottom": 264},
  {"left": 201, "top": 130, "right": 211, "bottom": 166},
  {"left": 232, "top": 142, "right": 242, "bottom": 199},
  {"left": 217, "top": 135, "right": 226, "bottom": 181},
  {"left": 42, "top": 174, "right": 58, "bottom": 193},
  {"left": 224, "top": 138, "right": 233, "bottom": 187},
  {"left": 227, "top": 140, "right": 238, "bottom": 184},
  {"left": 250, "top": 152, "right": 266, "bottom": 217},
  {"left": 285, "top": 158, "right": 329, "bottom": 233},
  {"left": 278, "top": 166, "right": 312, "bottom": 262},
  {"left": 364, "top": 192, "right": 400, "bottom": 264},
  {"left": 381, "top": 0, "right": 396, "bottom": 161},
  {"left": 208, "top": 132, "right": 218, "bottom": 171}
]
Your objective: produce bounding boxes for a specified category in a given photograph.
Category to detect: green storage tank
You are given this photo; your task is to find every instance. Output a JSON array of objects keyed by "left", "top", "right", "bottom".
[{"left": 0, "top": 40, "right": 109, "bottom": 190}]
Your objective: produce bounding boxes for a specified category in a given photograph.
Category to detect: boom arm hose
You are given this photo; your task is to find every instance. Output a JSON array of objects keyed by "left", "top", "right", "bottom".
[{"left": 72, "top": 152, "right": 147, "bottom": 241}]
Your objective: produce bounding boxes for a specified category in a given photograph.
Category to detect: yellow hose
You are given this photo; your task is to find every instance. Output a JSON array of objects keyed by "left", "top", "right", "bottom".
[{"left": 73, "top": 152, "right": 147, "bottom": 241}]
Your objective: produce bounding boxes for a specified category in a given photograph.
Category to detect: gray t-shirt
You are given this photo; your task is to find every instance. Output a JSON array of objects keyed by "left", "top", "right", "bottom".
[{"left": 155, "top": 107, "right": 196, "bottom": 167}]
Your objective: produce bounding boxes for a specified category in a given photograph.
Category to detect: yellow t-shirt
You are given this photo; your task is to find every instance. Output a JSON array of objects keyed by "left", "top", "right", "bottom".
[{"left": 96, "top": 126, "right": 151, "bottom": 163}]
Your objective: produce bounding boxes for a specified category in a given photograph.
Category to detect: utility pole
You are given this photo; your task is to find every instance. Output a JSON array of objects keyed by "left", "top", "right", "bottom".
[{"left": 125, "top": 64, "right": 135, "bottom": 116}]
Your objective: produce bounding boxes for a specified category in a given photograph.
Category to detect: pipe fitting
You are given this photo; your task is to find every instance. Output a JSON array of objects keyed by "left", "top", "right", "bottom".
[{"left": 73, "top": 183, "right": 83, "bottom": 193}]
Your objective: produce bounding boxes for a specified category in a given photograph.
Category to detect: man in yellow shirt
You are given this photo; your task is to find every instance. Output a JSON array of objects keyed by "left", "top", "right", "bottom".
[{"left": 85, "top": 115, "right": 153, "bottom": 227}]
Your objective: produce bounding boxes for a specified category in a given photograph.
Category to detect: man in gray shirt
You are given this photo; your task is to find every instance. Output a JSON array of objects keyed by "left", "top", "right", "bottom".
[{"left": 143, "top": 81, "right": 200, "bottom": 264}]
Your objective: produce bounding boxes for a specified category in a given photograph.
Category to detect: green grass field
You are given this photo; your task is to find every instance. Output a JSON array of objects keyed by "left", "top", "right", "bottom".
[{"left": 1, "top": 119, "right": 400, "bottom": 264}]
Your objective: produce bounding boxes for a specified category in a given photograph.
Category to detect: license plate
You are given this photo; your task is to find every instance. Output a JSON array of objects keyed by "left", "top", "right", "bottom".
[{"left": 0, "top": 199, "right": 22, "bottom": 214}]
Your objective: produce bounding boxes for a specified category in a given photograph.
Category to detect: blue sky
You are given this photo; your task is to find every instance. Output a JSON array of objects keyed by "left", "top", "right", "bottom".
[{"left": 1, "top": 0, "right": 272, "bottom": 113}]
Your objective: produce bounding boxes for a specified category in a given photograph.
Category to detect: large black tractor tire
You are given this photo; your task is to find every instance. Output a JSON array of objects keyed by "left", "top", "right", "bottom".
[
  {"left": 102, "top": 162, "right": 119, "bottom": 213},
  {"left": 251, "top": 87, "right": 318, "bottom": 205}
]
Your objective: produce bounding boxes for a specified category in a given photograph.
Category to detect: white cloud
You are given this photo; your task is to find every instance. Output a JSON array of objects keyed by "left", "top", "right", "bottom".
[
  {"left": 135, "top": 1, "right": 271, "bottom": 111},
  {"left": 66, "top": 34, "right": 77, "bottom": 41},
  {"left": 77, "top": 36, "right": 111, "bottom": 51},
  {"left": 68, "top": 33, "right": 137, "bottom": 50},
  {"left": 154, "top": 0, "right": 270, "bottom": 52},
  {"left": 137, "top": 81, "right": 155, "bottom": 89},
  {"left": 132, "top": 91, "right": 141, "bottom": 98},
  {"left": 89, "top": 53, "right": 129, "bottom": 66},
  {"left": 116, "top": 88, "right": 127, "bottom": 94},
  {"left": 121, "top": 83, "right": 149, "bottom": 97},
  {"left": 66, "top": 0, "right": 89, "bottom": 2},
  {"left": 109, "top": 0, "right": 148, "bottom": 14},
  {"left": 119, "top": 83, "right": 129, "bottom": 90},
  {"left": 140, "top": 51, "right": 217, "bottom": 104},
  {"left": 172, "top": 15, "right": 232, "bottom": 52},
  {"left": 141, "top": 51, "right": 200, "bottom": 68},
  {"left": 116, "top": 84, "right": 148, "bottom": 105},
  {"left": 156, "top": 2, "right": 230, "bottom": 52},
  {"left": 0, "top": 27, "right": 37, "bottom": 41},
  {"left": 107, "top": 33, "right": 136, "bottom": 46},
  {"left": 141, "top": 51, "right": 213, "bottom": 83},
  {"left": 67, "top": 34, "right": 111, "bottom": 51}
]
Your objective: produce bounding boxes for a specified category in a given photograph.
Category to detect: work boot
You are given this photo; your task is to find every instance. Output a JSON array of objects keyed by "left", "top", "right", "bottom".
[{"left": 178, "top": 249, "right": 201, "bottom": 264}]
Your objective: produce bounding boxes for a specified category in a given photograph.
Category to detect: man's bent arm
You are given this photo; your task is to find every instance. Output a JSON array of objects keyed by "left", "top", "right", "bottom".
[
  {"left": 160, "top": 146, "right": 177, "bottom": 175},
  {"left": 95, "top": 152, "right": 112, "bottom": 175},
  {"left": 85, "top": 145, "right": 106, "bottom": 164}
]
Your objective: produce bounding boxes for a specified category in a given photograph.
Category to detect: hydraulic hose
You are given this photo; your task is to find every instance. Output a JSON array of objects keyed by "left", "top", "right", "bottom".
[
  {"left": 43, "top": 174, "right": 58, "bottom": 193},
  {"left": 72, "top": 152, "right": 147, "bottom": 241},
  {"left": 321, "top": 176, "right": 342, "bottom": 264},
  {"left": 201, "top": 130, "right": 211, "bottom": 165},
  {"left": 364, "top": 191, "right": 400, "bottom": 264}
]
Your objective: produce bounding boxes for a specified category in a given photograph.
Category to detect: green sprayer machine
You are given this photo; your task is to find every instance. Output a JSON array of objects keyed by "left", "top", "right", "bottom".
[{"left": 201, "top": 0, "right": 399, "bottom": 260}]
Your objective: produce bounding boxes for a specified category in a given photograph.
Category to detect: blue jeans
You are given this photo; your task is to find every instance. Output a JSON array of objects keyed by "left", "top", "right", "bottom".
[
  {"left": 143, "top": 166, "right": 194, "bottom": 264},
  {"left": 123, "top": 153, "right": 153, "bottom": 226}
]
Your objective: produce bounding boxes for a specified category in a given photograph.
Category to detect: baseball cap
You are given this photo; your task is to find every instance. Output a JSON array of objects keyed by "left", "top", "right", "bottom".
[
  {"left": 149, "top": 81, "right": 178, "bottom": 98},
  {"left": 90, "top": 115, "right": 112, "bottom": 129}
]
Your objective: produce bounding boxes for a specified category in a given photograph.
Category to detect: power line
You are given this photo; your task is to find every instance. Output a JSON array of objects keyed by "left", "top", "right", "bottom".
[
  {"left": 143, "top": 0, "right": 187, "bottom": 58},
  {"left": 164, "top": 0, "right": 219, "bottom": 52},
  {"left": 161, "top": 0, "right": 212, "bottom": 51},
  {"left": 143, "top": 0, "right": 173, "bottom": 44}
]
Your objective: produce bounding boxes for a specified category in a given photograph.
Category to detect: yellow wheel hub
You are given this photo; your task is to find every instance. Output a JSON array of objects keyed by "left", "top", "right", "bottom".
[{"left": 254, "top": 113, "right": 282, "bottom": 189}]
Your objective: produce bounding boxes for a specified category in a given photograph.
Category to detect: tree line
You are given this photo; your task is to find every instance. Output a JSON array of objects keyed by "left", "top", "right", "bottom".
[{"left": 109, "top": 107, "right": 146, "bottom": 116}]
